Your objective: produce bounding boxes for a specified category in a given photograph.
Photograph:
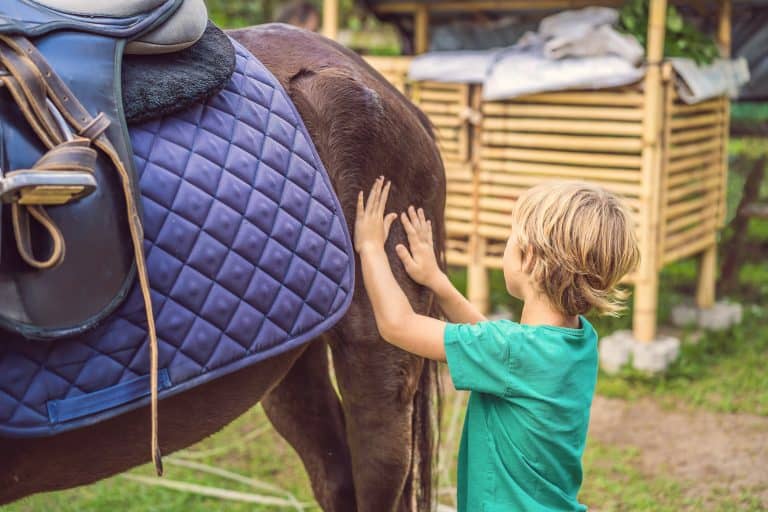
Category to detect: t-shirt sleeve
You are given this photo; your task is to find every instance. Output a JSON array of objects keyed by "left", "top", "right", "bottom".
[{"left": 444, "top": 321, "right": 515, "bottom": 397}]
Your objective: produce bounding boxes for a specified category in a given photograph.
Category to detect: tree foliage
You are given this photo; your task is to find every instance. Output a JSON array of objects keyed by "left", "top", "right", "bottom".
[{"left": 619, "top": 0, "right": 719, "bottom": 65}]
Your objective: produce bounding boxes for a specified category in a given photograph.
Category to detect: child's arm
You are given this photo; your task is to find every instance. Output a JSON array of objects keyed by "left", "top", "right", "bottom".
[
  {"left": 354, "top": 178, "right": 448, "bottom": 362},
  {"left": 396, "top": 207, "right": 486, "bottom": 325}
]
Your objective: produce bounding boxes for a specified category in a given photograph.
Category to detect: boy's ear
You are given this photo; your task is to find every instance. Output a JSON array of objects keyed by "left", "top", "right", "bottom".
[{"left": 522, "top": 245, "right": 536, "bottom": 274}]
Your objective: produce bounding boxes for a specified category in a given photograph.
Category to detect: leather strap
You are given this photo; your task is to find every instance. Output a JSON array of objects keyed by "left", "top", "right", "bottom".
[
  {"left": 7, "top": 137, "right": 96, "bottom": 267},
  {"left": 0, "top": 35, "right": 163, "bottom": 474}
]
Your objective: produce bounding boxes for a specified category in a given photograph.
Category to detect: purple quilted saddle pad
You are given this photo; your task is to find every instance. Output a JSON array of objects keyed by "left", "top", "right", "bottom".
[{"left": 0, "top": 38, "right": 354, "bottom": 437}]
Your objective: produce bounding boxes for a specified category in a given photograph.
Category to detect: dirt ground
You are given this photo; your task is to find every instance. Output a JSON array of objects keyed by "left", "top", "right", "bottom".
[{"left": 589, "top": 395, "right": 768, "bottom": 505}]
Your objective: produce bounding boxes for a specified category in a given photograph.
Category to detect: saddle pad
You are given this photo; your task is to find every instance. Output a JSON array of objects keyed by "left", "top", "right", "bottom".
[
  {"left": 122, "top": 22, "right": 236, "bottom": 124},
  {"left": 0, "top": 38, "right": 354, "bottom": 437}
]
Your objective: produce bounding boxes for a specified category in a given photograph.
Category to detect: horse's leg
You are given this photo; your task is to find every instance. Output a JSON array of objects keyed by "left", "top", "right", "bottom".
[
  {"left": 329, "top": 294, "right": 430, "bottom": 512},
  {"left": 261, "top": 337, "right": 355, "bottom": 512}
]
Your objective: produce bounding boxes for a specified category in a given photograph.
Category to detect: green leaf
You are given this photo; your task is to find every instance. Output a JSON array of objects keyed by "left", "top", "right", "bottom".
[{"left": 666, "top": 7, "right": 684, "bottom": 33}]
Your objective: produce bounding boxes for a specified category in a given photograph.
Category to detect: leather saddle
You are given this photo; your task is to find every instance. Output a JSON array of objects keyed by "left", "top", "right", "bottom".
[{"left": 0, "top": 0, "right": 225, "bottom": 339}]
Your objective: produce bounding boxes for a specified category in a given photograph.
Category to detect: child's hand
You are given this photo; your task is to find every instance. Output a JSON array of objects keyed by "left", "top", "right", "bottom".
[
  {"left": 396, "top": 206, "right": 443, "bottom": 289},
  {"left": 355, "top": 177, "right": 398, "bottom": 254}
]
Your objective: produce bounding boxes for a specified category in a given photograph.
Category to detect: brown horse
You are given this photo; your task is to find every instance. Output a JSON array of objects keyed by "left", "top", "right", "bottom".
[{"left": 0, "top": 24, "right": 446, "bottom": 512}]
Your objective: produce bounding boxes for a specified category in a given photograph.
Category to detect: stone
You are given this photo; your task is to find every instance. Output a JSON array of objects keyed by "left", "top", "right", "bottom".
[
  {"left": 697, "top": 302, "right": 743, "bottom": 330},
  {"left": 631, "top": 335, "right": 680, "bottom": 374},
  {"left": 670, "top": 301, "right": 743, "bottom": 331},
  {"left": 599, "top": 330, "right": 681, "bottom": 374},
  {"left": 598, "top": 330, "right": 633, "bottom": 374}
]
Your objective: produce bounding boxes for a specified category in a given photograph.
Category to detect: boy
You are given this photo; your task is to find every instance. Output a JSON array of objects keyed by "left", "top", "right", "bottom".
[{"left": 354, "top": 178, "right": 640, "bottom": 511}]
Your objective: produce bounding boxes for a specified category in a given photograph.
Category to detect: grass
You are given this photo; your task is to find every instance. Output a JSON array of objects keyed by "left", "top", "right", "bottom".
[
  {"left": 4, "top": 406, "right": 319, "bottom": 512},
  {"left": 581, "top": 441, "right": 767, "bottom": 512}
]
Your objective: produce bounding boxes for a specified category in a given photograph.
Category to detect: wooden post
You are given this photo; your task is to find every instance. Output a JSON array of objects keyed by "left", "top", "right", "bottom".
[
  {"left": 322, "top": 0, "right": 338, "bottom": 40},
  {"left": 466, "top": 85, "right": 489, "bottom": 314},
  {"left": 697, "top": 0, "right": 732, "bottom": 309},
  {"left": 414, "top": 5, "right": 430, "bottom": 54},
  {"left": 633, "top": 0, "right": 667, "bottom": 343},
  {"left": 656, "top": 63, "right": 674, "bottom": 267}
]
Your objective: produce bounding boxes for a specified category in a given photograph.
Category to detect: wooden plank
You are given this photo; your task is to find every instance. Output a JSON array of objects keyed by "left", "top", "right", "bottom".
[
  {"left": 718, "top": 0, "right": 732, "bottom": 57},
  {"left": 718, "top": 96, "right": 730, "bottom": 226},
  {"left": 364, "top": 56, "right": 412, "bottom": 71},
  {"left": 479, "top": 198, "right": 515, "bottom": 214},
  {"left": 483, "top": 117, "right": 642, "bottom": 136},
  {"left": 419, "top": 101, "right": 463, "bottom": 115},
  {"left": 481, "top": 254, "right": 504, "bottom": 269},
  {"left": 479, "top": 159, "right": 642, "bottom": 183},
  {"left": 424, "top": 114, "right": 463, "bottom": 127},
  {"left": 446, "top": 251, "right": 470, "bottom": 266},
  {"left": 665, "top": 175, "right": 721, "bottom": 202},
  {"left": 322, "top": 0, "right": 338, "bottom": 39},
  {"left": 667, "top": 164, "right": 720, "bottom": 187},
  {"left": 417, "top": 81, "right": 467, "bottom": 93},
  {"left": 445, "top": 222, "right": 473, "bottom": 235},
  {"left": 481, "top": 103, "right": 643, "bottom": 121},
  {"left": 447, "top": 182, "right": 474, "bottom": 194},
  {"left": 438, "top": 139, "right": 460, "bottom": 152},
  {"left": 670, "top": 113, "right": 721, "bottom": 130},
  {"left": 665, "top": 225, "right": 716, "bottom": 252},
  {"left": 414, "top": 89, "right": 464, "bottom": 103},
  {"left": 509, "top": 91, "right": 645, "bottom": 106},
  {"left": 436, "top": 126, "right": 460, "bottom": 140},
  {"left": 633, "top": 0, "right": 667, "bottom": 343},
  {"left": 482, "top": 132, "right": 643, "bottom": 152},
  {"left": 665, "top": 195, "right": 710, "bottom": 218},
  {"left": 480, "top": 146, "right": 642, "bottom": 168},
  {"left": 445, "top": 166, "right": 472, "bottom": 180},
  {"left": 478, "top": 210, "right": 515, "bottom": 227},
  {"left": 478, "top": 224, "right": 514, "bottom": 239},
  {"left": 665, "top": 209, "right": 717, "bottom": 232},
  {"left": 670, "top": 99, "right": 721, "bottom": 116},
  {"left": 656, "top": 71, "right": 674, "bottom": 264},
  {"left": 479, "top": 169, "right": 641, "bottom": 196},
  {"left": 668, "top": 138, "right": 721, "bottom": 159},
  {"left": 662, "top": 233, "right": 716, "bottom": 265},
  {"left": 446, "top": 197, "right": 473, "bottom": 209},
  {"left": 414, "top": 4, "right": 429, "bottom": 54},
  {"left": 667, "top": 154, "right": 718, "bottom": 174},
  {"left": 445, "top": 207, "right": 473, "bottom": 220},
  {"left": 669, "top": 126, "right": 721, "bottom": 145}
]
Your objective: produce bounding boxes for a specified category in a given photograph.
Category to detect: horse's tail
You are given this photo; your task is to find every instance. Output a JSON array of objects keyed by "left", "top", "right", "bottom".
[
  {"left": 408, "top": 106, "right": 447, "bottom": 511},
  {"left": 410, "top": 350, "right": 442, "bottom": 511}
]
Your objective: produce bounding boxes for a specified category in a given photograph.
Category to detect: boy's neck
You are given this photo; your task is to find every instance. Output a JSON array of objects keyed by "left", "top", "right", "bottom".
[{"left": 519, "top": 294, "right": 580, "bottom": 329}]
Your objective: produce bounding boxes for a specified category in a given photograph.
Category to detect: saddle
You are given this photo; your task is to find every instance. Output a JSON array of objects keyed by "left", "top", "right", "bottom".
[{"left": 0, "top": 0, "right": 232, "bottom": 473}]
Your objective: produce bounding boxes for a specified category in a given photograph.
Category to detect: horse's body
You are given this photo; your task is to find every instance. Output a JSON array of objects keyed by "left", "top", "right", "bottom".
[{"left": 0, "top": 25, "right": 445, "bottom": 512}]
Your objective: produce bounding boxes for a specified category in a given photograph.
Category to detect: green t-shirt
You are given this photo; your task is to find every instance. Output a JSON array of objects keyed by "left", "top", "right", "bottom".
[{"left": 444, "top": 317, "right": 598, "bottom": 512}]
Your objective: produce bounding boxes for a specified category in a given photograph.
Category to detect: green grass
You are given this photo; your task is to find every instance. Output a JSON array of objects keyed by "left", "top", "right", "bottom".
[
  {"left": 595, "top": 308, "right": 768, "bottom": 415},
  {"left": 580, "top": 441, "right": 767, "bottom": 511},
  {"left": 3, "top": 407, "right": 318, "bottom": 512}
]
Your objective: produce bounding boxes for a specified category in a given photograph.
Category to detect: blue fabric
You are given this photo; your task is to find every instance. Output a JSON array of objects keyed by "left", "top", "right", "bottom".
[
  {"left": 0, "top": 38, "right": 354, "bottom": 437},
  {"left": 47, "top": 369, "right": 172, "bottom": 424}
]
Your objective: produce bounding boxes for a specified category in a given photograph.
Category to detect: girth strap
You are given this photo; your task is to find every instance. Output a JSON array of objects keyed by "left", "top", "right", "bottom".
[{"left": 0, "top": 35, "right": 163, "bottom": 474}]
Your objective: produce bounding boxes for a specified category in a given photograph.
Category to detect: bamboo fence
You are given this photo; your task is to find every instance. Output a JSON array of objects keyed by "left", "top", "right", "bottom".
[{"left": 355, "top": 0, "right": 732, "bottom": 342}]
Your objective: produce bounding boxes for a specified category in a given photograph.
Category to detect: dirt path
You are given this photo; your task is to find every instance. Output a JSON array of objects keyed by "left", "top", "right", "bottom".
[{"left": 589, "top": 395, "right": 768, "bottom": 504}]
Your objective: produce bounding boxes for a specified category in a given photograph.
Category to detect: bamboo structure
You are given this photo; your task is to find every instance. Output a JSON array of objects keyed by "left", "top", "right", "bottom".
[{"left": 344, "top": 0, "right": 733, "bottom": 342}]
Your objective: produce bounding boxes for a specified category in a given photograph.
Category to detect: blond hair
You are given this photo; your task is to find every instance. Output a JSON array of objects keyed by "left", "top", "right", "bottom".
[{"left": 511, "top": 181, "right": 640, "bottom": 316}]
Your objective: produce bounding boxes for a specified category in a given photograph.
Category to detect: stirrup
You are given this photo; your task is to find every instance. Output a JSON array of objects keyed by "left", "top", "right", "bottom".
[{"left": 0, "top": 169, "right": 97, "bottom": 204}]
